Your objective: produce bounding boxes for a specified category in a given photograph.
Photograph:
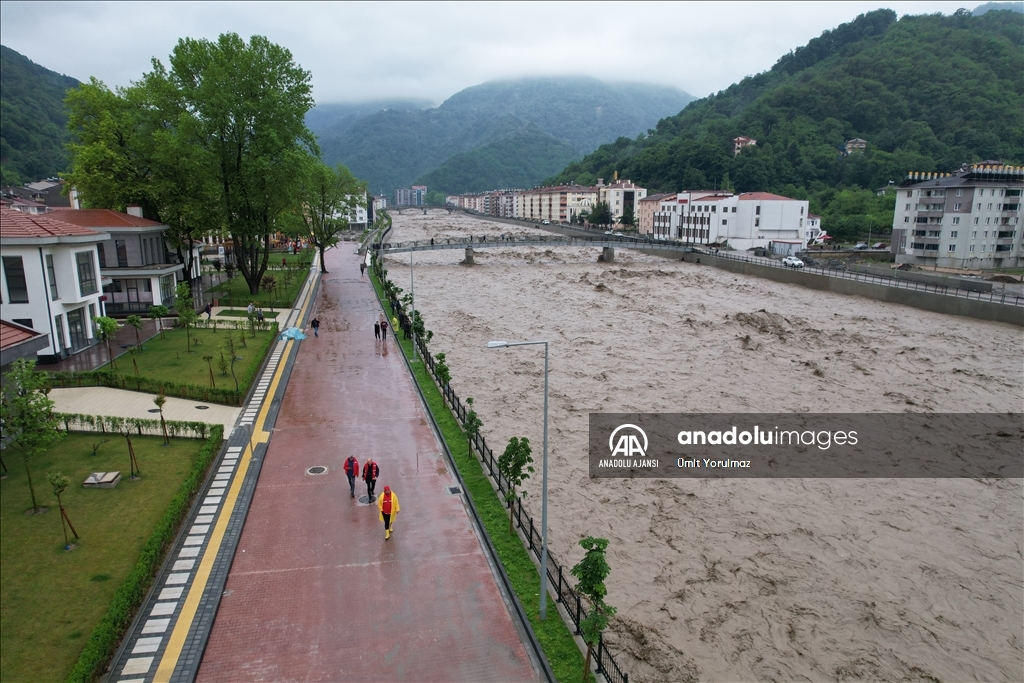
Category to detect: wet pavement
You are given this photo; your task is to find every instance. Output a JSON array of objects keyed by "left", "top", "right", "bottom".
[{"left": 195, "top": 249, "right": 542, "bottom": 682}]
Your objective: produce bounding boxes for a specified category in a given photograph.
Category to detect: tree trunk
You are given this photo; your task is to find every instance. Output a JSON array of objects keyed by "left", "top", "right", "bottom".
[
  {"left": 583, "top": 644, "right": 593, "bottom": 683},
  {"left": 319, "top": 244, "right": 328, "bottom": 273},
  {"left": 23, "top": 453, "right": 38, "bottom": 512}
]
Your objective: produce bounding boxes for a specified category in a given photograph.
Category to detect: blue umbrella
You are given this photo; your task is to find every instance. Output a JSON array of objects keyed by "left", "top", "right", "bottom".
[{"left": 279, "top": 327, "right": 307, "bottom": 340}]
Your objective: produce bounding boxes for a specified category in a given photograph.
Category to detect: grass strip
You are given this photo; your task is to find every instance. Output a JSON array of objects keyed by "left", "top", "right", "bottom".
[{"left": 370, "top": 268, "right": 592, "bottom": 683}]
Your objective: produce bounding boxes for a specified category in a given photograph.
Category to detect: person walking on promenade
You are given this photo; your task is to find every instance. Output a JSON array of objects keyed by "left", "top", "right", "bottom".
[
  {"left": 204, "top": 302, "right": 213, "bottom": 320},
  {"left": 360, "top": 261, "right": 366, "bottom": 277},
  {"left": 380, "top": 318, "right": 388, "bottom": 340},
  {"left": 247, "top": 301, "right": 255, "bottom": 316},
  {"left": 343, "top": 455, "right": 359, "bottom": 498},
  {"left": 377, "top": 486, "right": 400, "bottom": 539},
  {"left": 374, "top": 321, "right": 380, "bottom": 340},
  {"left": 311, "top": 317, "right": 320, "bottom": 337},
  {"left": 362, "top": 458, "right": 379, "bottom": 500}
]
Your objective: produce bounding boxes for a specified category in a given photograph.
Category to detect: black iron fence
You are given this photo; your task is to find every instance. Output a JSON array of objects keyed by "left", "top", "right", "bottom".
[{"left": 413, "top": 333, "right": 629, "bottom": 683}]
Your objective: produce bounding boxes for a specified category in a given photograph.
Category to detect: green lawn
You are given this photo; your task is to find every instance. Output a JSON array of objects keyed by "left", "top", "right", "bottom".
[
  {"left": 206, "top": 266, "right": 307, "bottom": 309},
  {"left": 101, "top": 326, "right": 274, "bottom": 392},
  {"left": 370, "top": 269, "right": 594, "bottom": 683},
  {"left": 0, "top": 434, "right": 203, "bottom": 682},
  {"left": 215, "top": 309, "right": 280, "bottom": 319}
]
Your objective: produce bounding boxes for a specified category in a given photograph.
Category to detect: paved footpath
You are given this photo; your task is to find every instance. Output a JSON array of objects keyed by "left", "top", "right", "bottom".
[{"left": 192, "top": 248, "right": 542, "bottom": 681}]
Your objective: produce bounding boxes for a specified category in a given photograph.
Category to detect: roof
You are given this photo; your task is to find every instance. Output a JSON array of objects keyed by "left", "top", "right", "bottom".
[
  {"left": 49, "top": 208, "right": 165, "bottom": 228},
  {"left": 808, "top": 213, "right": 821, "bottom": 219},
  {"left": 0, "top": 320, "right": 41, "bottom": 348},
  {"left": 0, "top": 207, "right": 101, "bottom": 238},
  {"left": 639, "top": 193, "right": 675, "bottom": 203},
  {"left": 0, "top": 196, "right": 47, "bottom": 208},
  {"left": 737, "top": 192, "right": 796, "bottom": 201}
]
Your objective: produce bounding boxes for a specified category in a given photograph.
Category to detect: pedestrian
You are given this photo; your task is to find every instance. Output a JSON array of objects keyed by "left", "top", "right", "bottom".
[
  {"left": 374, "top": 321, "right": 380, "bottom": 339},
  {"left": 311, "top": 317, "right": 320, "bottom": 337},
  {"left": 343, "top": 455, "right": 359, "bottom": 498},
  {"left": 204, "top": 302, "right": 212, "bottom": 320},
  {"left": 362, "top": 458, "right": 379, "bottom": 500},
  {"left": 380, "top": 318, "right": 388, "bottom": 339},
  {"left": 247, "top": 301, "right": 255, "bottom": 316},
  {"left": 377, "top": 485, "right": 400, "bottom": 540},
  {"left": 256, "top": 307, "right": 265, "bottom": 323},
  {"left": 360, "top": 262, "right": 366, "bottom": 277}
]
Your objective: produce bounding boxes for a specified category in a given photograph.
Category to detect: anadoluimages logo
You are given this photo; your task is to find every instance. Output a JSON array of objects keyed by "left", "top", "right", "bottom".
[{"left": 609, "top": 424, "right": 648, "bottom": 458}]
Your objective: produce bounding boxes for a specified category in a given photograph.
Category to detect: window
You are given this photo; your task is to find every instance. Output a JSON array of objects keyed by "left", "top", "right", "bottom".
[
  {"left": 953, "top": 203, "right": 961, "bottom": 210},
  {"left": 53, "top": 314, "right": 65, "bottom": 353},
  {"left": 928, "top": 230, "right": 941, "bottom": 237},
  {"left": 159, "top": 274, "right": 175, "bottom": 304},
  {"left": 800, "top": 207, "right": 804, "bottom": 215},
  {"left": 755, "top": 206, "right": 761, "bottom": 215},
  {"left": 925, "top": 244, "right": 939, "bottom": 251},
  {"left": 76, "top": 251, "right": 98, "bottom": 295},
  {"left": 977, "top": 203, "right": 982, "bottom": 210},
  {"left": 754, "top": 218, "right": 760, "bottom": 227},
  {"left": 97, "top": 244, "right": 106, "bottom": 268},
  {"left": 996, "top": 244, "right": 1012, "bottom": 251},
  {"left": 906, "top": 191, "right": 912, "bottom": 197},
  {"left": 952, "top": 217, "right": 960, "bottom": 225},
  {"left": 950, "top": 231, "right": 958, "bottom": 238},
  {"left": 948, "top": 245, "right": 956, "bottom": 251},
  {"left": 115, "top": 240, "right": 128, "bottom": 267},
  {"left": 722, "top": 219, "right": 727, "bottom": 225},
  {"left": 911, "top": 242, "right": 925, "bottom": 250},
  {"left": 904, "top": 217, "right": 909, "bottom": 223},
  {"left": 986, "top": 218, "right": 991, "bottom": 224},
  {"left": 1005, "top": 204, "right": 1020, "bottom": 211},
  {"left": 988, "top": 203, "right": 993, "bottom": 210},
  {"left": 13, "top": 318, "right": 33, "bottom": 328},
  {"left": 731, "top": 207, "right": 736, "bottom": 213},
  {"left": 984, "top": 231, "right": 988, "bottom": 237},
  {"left": 46, "top": 254, "right": 59, "bottom": 300},
  {"left": 972, "top": 231, "right": 977, "bottom": 238},
  {"left": 2, "top": 256, "right": 29, "bottom": 303},
  {"left": 969, "top": 245, "right": 975, "bottom": 252},
  {"left": 711, "top": 206, "right": 716, "bottom": 213},
  {"left": 974, "top": 218, "right": 980, "bottom": 224},
  {"left": 956, "top": 189, "right": 963, "bottom": 196}
]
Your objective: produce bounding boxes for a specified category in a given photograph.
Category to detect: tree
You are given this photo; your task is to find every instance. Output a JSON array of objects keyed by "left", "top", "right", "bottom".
[
  {"left": 153, "top": 391, "right": 169, "bottom": 445},
  {"left": 203, "top": 354, "right": 216, "bottom": 388},
  {"left": 126, "top": 314, "right": 144, "bottom": 349},
  {"left": 464, "top": 397, "right": 483, "bottom": 458},
  {"left": 571, "top": 536, "right": 617, "bottom": 682},
  {"left": 174, "top": 281, "right": 198, "bottom": 353},
  {"left": 48, "top": 471, "right": 79, "bottom": 549},
  {"left": 294, "top": 160, "right": 367, "bottom": 273},
  {"left": 160, "top": 33, "right": 317, "bottom": 295},
  {"left": 115, "top": 420, "right": 141, "bottom": 478},
  {"left": 149, "top": 304, "right": 170, "bottom": 340},
  {"left": 589, "top": 201, "right": 612, "bottom": 227},
  {"left": 0, "top": 359, "right": 65, "bottom": 513},
  {"left": 94, "top": 316, "right": 120, "bottom": 369},
  {"left": 434, "top": 353, "right": 451, "bottom": 387},
  {"left": 619, "top": 204, "right": 635, "bottom": 227},
  {"left": 498, "top": 437, "right": 533, "bottom": 533}
]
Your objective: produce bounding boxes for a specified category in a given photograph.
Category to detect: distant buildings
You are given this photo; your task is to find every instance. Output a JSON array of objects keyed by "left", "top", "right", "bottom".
[
  {"left": 891, "top": 161, "right": 1024, "bottom": 268},
  {"left": 599, "top": 179, "right": 647, "bottom": 223},
  {"left": 1, "top": 178, "right": 73, "bottom": 209},
  {"left": 395, "top": 185, "right": 427, "bottom": 207},
  {"left": 516, "top": 185, "right": 599, "bottom": 223},
  {"left": 733, "top": 136, "right": 757, "bottom": 155},
  {"left": 844, "top": 138, "right": 867, "bottom": 155}
]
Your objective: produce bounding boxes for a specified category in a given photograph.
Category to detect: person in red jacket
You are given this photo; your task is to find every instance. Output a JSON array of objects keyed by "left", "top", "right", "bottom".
[
  {"left": 342, "top": 455, "right": 359, "bottom": 498},
  {"left": 362, "top": 458, "right": 379, "bottom": 500},
  {"left": 377, "top": 486, "right": 400, "bottom": 539}
]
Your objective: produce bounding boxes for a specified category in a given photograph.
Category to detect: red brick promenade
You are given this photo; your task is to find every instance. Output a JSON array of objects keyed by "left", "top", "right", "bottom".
[{"left": 197, "top": 248, "right": 540, "bottom": 682}]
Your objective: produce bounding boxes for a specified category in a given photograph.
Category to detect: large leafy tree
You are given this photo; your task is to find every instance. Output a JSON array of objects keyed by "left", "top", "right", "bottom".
[
  {"left": 294, "top": 160, "right": 366, "bottom": 273},
  {"left": 160, "top": 34, "right": 317, "bottom": 295}
]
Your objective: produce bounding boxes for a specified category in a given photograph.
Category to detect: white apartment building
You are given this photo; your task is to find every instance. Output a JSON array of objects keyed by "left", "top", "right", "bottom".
[
  {"left": 892, "top": 162, "right": 1023, "bottom": 269},
  {"left": 1, "top": 207, "right": 108, "bottom": 363},
  {"left": 651, "top": 191, "right": 810, "bottom": 252},
  {"left": 598, "top": 180, "right": 647, "bottom": 223},
  {"left": 516, "top": 185, "right": 599, "bottom": 223}
]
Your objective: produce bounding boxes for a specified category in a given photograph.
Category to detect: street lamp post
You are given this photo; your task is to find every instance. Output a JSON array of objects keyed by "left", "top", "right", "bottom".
[
  {"left": 410, "top": 251, "right": 416, "bottom": 360},
  {"left": 487, "top": 339, "right": 550, "bottom": 620}
]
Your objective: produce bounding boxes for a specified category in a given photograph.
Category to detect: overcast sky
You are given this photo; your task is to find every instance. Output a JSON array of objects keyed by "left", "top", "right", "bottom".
[{"left": 0, "top": 1, "right": 985, "bottom": 106}]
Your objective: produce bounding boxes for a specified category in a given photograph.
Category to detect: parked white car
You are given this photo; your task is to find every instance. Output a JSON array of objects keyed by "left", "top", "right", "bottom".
[{"left": 782, "top": 256, "right": 804, "bottom": 268}]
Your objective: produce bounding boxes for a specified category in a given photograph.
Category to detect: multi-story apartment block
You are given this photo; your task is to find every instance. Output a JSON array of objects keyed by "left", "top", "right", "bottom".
[
  {"left": 1, "top": 207, "right": 108, "bottom": 363},
  {"left": 395, "top": 186, "right": 426, "bottom": 207},
  {"left": 892, "top": 162, "right": 1024, "bottom": 269},
  {"left": 637, "top": 193, "right": 675, "bottom": 234},
  {"left": 516, "top": 185, "right": 600, "bottom": 223},
  {"left": 598, "top": 179, "right": 647, "bottom": 223}
]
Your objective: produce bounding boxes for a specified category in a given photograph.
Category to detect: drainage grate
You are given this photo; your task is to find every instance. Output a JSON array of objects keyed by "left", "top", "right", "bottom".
[
  {"left": 306, "top": 466, "right": 327, "bottom": 475},
  {"left": 447, "top": 486, "right": 463, "bottom": 496},
  {"left": 195, "top": 405, "right": 209, "bottom": 410},
  {"left": 147, "top": 408, "right": 160, "bottom": 413}
]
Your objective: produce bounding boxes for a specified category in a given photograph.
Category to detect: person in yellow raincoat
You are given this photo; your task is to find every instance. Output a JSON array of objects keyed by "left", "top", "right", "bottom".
[{"left": 377, "top": 485, "right": 400, "bottom": 540}]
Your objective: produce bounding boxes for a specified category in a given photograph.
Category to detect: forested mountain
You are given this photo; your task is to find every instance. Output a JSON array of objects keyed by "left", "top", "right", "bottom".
[
  {"left": 306, "top": 99, "right": 431, "bottom": 139},
  {"left": 0, "top": 46, "right": 80, "bottom": 185},
  {"left": 546, "top": 9, "right": 1023, "bottom": 239},
  {"left": 314, "top": 77, "right": 692, "bottom": 195}
]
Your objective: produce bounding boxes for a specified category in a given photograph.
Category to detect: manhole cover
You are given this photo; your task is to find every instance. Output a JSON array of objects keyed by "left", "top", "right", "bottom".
[
  {"left": 358, "top": 495, "right": 374, "bottom": 504},
  {"left": 147, "top": 408, "right": 160, "bottom": 413},
  {"left": 306, "top": 466, "right": 327, "bottom": 475},
  {"left": 447, "top": 486, "right": 462, "bottom": 496},
  {"left": 195, "top": 405, "right": 209, "bottom": 410}
]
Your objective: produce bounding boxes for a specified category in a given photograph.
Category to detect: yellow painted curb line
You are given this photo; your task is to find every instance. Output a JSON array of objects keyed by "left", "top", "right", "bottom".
[{"left": 151, "top": 268, "right": 319, "bottom": 682}]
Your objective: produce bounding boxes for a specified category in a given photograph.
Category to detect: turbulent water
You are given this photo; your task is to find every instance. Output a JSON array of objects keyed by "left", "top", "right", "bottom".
[{"left": 382, "top": 211, "right": 1023, "bottom": 683}]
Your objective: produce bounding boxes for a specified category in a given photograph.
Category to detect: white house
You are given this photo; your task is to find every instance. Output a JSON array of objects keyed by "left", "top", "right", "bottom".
[{"left": 1, "top": 207, "right": 109, "bottom": 363}]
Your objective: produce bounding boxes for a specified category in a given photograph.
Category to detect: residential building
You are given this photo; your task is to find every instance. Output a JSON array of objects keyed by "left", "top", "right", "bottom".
[
  {"left": 341, "top": 193, "right": 368, "bottom": 230},
  {"left": 373, "top": 195, "right": 388, "bottom": 212},
  {"left": 844, "top": 138, "right": 867, "bottom": 155},
  {"left": 599, "top": 179, "right": 647, "bottom": 224},
  {"left": 516, "top": 185, "right": 599, "bottom": 224},
  {"left": 395, "top": 186, "right": 426, "bottom": 207},
  {"left": 1, "top": 207, "right": 108, "bottom": 363},
  {"left": 651, "top": 190, "right": 729, "bottom": 242},
  {"left": 805, "top": 214, "right": 823, "bottom": 244},
  {"left": 50, "top": 208, "right": 185, "bottom": 315},
  {"left": 891, "top": 162, "right": 1024, "bottom": 269},
  {"left": 0, "top": 195, "right": 48, "bottom": 214},
  {"left": 1, "top": 177, "right": 73, "bottom": 209},
  {"left": 1, "top": 319, "right": 50, "bottom": 371},
  {"left": 733, "top": 136, "right": 757, "bottom": 155},
  {"left": 637, "top": 193, "right": 675, "bottom": 234}
]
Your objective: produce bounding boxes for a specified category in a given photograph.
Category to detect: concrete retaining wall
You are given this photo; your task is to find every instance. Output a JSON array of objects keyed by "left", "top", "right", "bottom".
[
  {"left": 848, "top": 264, "right": 993, "bottom": 292},
  {"left": 682, "top": 253, "right": 1023, "bottom": 327}
]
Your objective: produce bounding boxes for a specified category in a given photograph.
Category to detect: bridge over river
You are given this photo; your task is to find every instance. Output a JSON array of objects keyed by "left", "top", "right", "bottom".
[{"left": 376, "top": 232, "right": 679, "bottom": 263}]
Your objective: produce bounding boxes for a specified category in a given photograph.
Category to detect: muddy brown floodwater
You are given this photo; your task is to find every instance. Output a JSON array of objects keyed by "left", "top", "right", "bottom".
[{"left": 381, "top": 211, "right": 1023, "bottom": 683}]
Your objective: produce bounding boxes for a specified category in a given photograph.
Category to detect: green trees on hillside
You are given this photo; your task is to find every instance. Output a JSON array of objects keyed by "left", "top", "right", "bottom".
[{"left": 548, "top": 9, "right": 1023, "bottom": 240}]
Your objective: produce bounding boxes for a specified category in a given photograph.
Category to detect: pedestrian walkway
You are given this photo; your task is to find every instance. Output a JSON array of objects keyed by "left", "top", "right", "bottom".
[
  {"left": 49, "top": 387, "right": 240, "bottom": 433},
  {"left": 102, "top": 247, "right": 544, "bottom": 683},
  {"left": 195, "top": 249, "right": 543, "bottom": 682}
]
